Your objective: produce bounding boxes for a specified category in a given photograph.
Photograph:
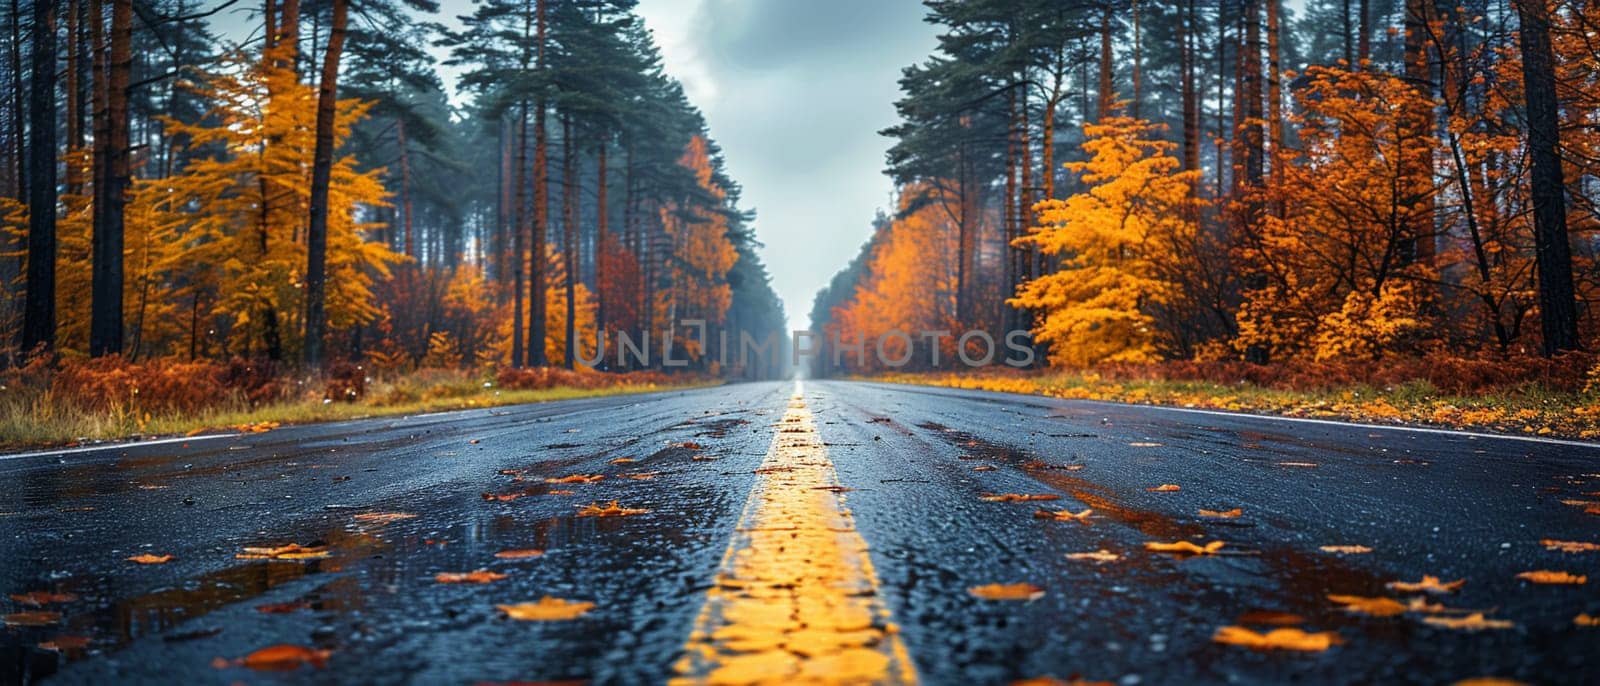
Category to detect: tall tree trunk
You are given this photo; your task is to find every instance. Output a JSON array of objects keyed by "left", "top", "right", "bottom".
[
  {"left": 1098, "top": 1, "right": 1114, "bottom": 120},
  {"left": 1266, "top": 0, "right": 1283, "bottom": 206},
  {"left": 595, "top": 139, "right": 607, "bottom": 348},
  {"left": 279, "top": 0, "right": 299, "bottom": 71},
  {"left": 22, "top": 0, "right": 57, "bottom": 357},
  {"left": 9, "top": 0, "right": 24, "bottom": 202},
  {"left": 302, "top": 0, "right": 347, "bottom": 368},
  {"left": 528, "top": 0, "right": 548, "bottom": 366},
  {"left": 1131, "top": 0, "right": 1141, "bottom": 119},
  {"left": 562, "top": 115, "right": 577, "bottom": 370},
  {"left": 511, "top": 104, "right": 527, "bottom": 367},
  {"left": 397, "top": 116, "right": 414, "bottom": 258},
  {"left": 1357, "top": 0, "right": 1370, "bottom": 66},
  {"left": 1182, "top": 0, "right": 1200, "bottom": 178},
  {"left": 90, "top": 0, "right": 130, "bottom": 357},
  {"left": 1513, "top": 0, "right": 1580, "bottom": 354},
  {"left": 1243, "top": 0, "right": 1263, "bottom": 190},
  {"left": 63, "top": 0, "right": 80, "bottom": 196},
  {"left": 1342, "top": 0, "right": 1353, "bottom": 65},
  {"left": 1403, "top": 0, "right": 1435, "bottom": 267}
]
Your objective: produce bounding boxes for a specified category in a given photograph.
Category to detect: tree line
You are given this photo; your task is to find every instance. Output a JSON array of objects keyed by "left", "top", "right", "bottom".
[
  {"left": 812, "top": 0, "right": 1597, "bottom": 373},
  {"left": 1, "top": 0, "right": 788, "bottom": 378}
]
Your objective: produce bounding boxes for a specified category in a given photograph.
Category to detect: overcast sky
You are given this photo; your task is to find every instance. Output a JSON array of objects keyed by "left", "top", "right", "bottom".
[
  {"left": 213, "top": 0, "right": 938, "bottom": 331},
  {"left": 632, "top": 0, "right": 938, "bottom": 330}
]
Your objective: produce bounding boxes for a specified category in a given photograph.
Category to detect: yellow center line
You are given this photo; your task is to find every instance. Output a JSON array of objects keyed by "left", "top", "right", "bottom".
[{"left": 672, "top": 383, "right": 918, "bottom": 685}]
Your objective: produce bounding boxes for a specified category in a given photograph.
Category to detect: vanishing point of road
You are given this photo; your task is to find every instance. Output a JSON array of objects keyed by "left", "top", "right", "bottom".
[{"left": 2, "top": 380, "right": 1598, "bottom": 684}]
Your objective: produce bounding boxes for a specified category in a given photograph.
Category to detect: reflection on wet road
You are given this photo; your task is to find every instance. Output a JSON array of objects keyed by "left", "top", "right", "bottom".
[{"left": 2, "top": 380, "right": 1598, "bottom": 684}]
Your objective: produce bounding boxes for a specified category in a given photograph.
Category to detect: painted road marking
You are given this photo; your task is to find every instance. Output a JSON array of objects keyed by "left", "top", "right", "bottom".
[{"left": 673, "top": 384, "right": 917, "bottom": 685}]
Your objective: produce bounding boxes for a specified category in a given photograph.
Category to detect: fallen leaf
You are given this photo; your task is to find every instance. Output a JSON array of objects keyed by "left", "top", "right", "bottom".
[
  {"left": 576, "top": 500, "right": 650, "bottom": 517},
  {"left": 37, "top": 636, "right": 90, "bottom": 652},
  {"left": 1146, "top": 484, "right": 1181, "bottom": 492},
  {"left": 1211, "top": 626, "right": 1341, "bottom": 651},
  {"left": 1199, "top": 508, "right": 1242, "bottom": 519},
  {"left": 493, "top": 549, "right": 545, "bottom": 560},
  {"left": 1387, "top": 575, "right": 1464, "bottom": 594},
  {"left": 1065, "top": 549, "right": 1121, "bottom": 563},
  {"left": 968, "top": 583, "right": 1045, "bottom": 601},
  {"left": 481, "top": 492, "right": 526, "bottom": 502},
  {"left": 127, "top": 553, "right": 173, "bottom": 565},
  {"left": 1327, "top": 594, "right": 1407, "bottom": 617},
  {"left": 236, "top": 543, "right": 330, "bottom": 560},
  {"left": 608, "top": 457, "right": 637, "bottom": 464},
  {"left": 972, "top": 465, "right": 998, "bottom": 472},
  {"left": 1235, "top": 610, "right": 1305, "bottom": 626},
  {"left": 1541, "top": 539, "right": 1600, "bottom": 553},
  {"left": 497, "top": 596, "right": 595, "bottom": 621},
  {"left": 1145, "top": 540, "right": 1225, "bottom": 555},
  {"left": 1403, "top": 597, "right": 1454, "bottom": 613},
  {"left": 545, "top": 474, "right": 604, "bottom": 484},
  {"left": 547, "top": 489, "right": 576, "bottom": 495},
  {"left": 1277, "top": 461, "right": 1318, "bottom": 468},
  {"left": 621, "top": 472, "right": 659, "bottom": 481},
  {"left": 690, "top": 454, "right": 719, "bottom": 461},
  {"left": 351, "top": 512, "right": 415, "bottom": 525},
  {"left": 2, "top": 612, "right": 62, "bottom": 627},
  {"left": 234, "top": 421, "right": 280, "bottom": 434},
  {"left": 1010, "top": 678, "right": 1114, "bottom": 686},
  {"left": 677, "top": 441, "right": 704, "bottom": 450},
  {"left": 1515, "top": 570, "right": 1587, "bottom": 584},
  {"left": 1034, "top": 508, "right": 1093, "bottom": 521},
  {"left": 1421, "top": 613, "right": 1514, "bottom": 631},
  {"left": 9, "top": 591, "right": 78, "bottom": 606},
  {"left": 1575, "top": 613, "right": 1599, "bottom": 626},
  {"left": 435, "top": 570, "right": 508, "bottom": 584},
  {"left": 469, "top": 439, "right": 481, "bottom": 444},
  {"left": 1320, "top": 545, "right": 1373, "bottom": 554},
  {"left": 215, "top": 644, "right": 332, "bottom": 671},
  {"left": 979, "top": 493, "right": 1061, "bottom": 502}
]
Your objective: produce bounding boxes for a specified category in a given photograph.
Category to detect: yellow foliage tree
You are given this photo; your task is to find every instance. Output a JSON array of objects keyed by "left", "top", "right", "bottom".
[
  {"left": 656, "top": 135, "right": 737, "bottom": 365},
  {"left": 1013, "top": 116, "right": 1200, "bottom": 367},
  {"left": 1234, "top": 66, "right": 1436, "bottom": 361},
  {"left": 151, "top": 46, "right": 400, "bottom": 360}
]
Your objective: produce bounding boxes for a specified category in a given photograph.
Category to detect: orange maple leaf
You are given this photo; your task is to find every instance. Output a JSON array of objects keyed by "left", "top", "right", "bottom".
[
  {"left": 1541, "top": 539, "right": 1600, "bottom": 553},
  {"left": 1034, "top": 508, "right": 1093, "bottom": 521},
  {"left": 1199, "top": 508, "right": 1243, "bottom": 519},
  {"left": 1320, "top": 545, "right": 1372, "bottom": 554},
  {"left": 493, "top": 549, "right": 545, "bottom": 560},
  {"left": 1212, "top": 626, "right": 1341, "bottom": 651},
  {"left": 545, "top": 474, "right": 604, "bottom": 484},
  {"left": 576, "top": 500, "right": 651, "bottom": 517},
  {"left": 214, "top": 644, "right": 331, "bottom": 671},
  {"left": 497, "top": 597, "right": 595, "bottom": 621},
  {"left": 1421, "top": 613, "right": 1514, "bottom": 631},
  {"left": 1515, "top": 570, "right": 1586, "bottom": 584},
  {"left": 434, "top": 570, "right": 508, "bottom": 584},
  {"left": 1146, "top": 484, "right": 1181, "bottom": 492},
  {"left": 1146, "top": 540, "right": 1225, "bottom": 555},
  {"left": 1386, "top": 575, "right": 1464, "bottom": 594},
  {"left": 968, "top": 583, "right": 1045, "bottom": 601},
  {"left": 979, "top": 493, "right": 1061, "bottom": 502},
  {"left": 127, "top": 554, "right": 173, "bottom": 565},
  {"left": 1327, "top": 594, "right": 1407, "bottom": 617},
  {"left": 1065, "top": 549, "right": 1121, "bottom": 563}
]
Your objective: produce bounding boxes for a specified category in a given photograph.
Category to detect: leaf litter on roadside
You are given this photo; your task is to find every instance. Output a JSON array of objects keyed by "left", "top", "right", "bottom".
[
  {"left": 1541, "top": 539, "right": 1600, "bottom": 553},
  {"left": 979, "top": 493, "right": 1060, "bottom": 503},
  {"left": 1146, "top": 484, "right": 1181, "bottom": 492},
  {"left": 1320, "top": 545, "right": 1372, "bottom": 554},
  {"left": 1515, "top": 570, "right": 1586, "bottom": 584},
  {"left": 236, "top": 543, "right": 330, "bottom": 560},
  {"left": 1199, "top": 508, "right": 1242, "bottom": 519},
  {"left": 1065, "top": 549, "right": 1121, "bottom": 563},
  {"left": 126, "top": 553, "right": 173, "bottom": 564},
  {"left": 1422, "top": 613, "right": 1515, "bottom": 631},
  {"left": 1034, "top": 508, "right": 1093, "bottom": 521}
]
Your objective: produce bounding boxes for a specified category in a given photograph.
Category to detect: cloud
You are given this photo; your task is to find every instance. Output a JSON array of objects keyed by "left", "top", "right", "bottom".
[{"left": 638, "top": 0, "right": 937, "bottom": 329}]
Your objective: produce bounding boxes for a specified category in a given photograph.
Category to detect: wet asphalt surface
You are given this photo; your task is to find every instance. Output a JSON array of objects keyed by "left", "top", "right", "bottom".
[{"left": 2, "top": 380, "right": 1598, "bottom": 685}]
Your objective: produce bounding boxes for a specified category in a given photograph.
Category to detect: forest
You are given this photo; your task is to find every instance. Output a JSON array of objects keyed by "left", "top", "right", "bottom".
[
  {"left": 812, "top": 0, "right": 1600, "bottom": 382},
  {"left": 0, "top": 0, "right": 790, "bottom": 401}
]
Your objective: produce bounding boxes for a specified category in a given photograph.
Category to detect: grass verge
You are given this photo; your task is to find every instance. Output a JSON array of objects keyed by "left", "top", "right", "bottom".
[
  {"left": 874, "top": 369, "right": 1600, "bottom": 440},
  {"left": 1, "top": 369, "right": 714, "bottom": 451}
]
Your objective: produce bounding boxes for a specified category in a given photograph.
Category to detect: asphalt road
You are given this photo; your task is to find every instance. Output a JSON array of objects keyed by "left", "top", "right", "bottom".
[{"left": 2, "top": 380, "right": 1598, "bottom": 685}]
